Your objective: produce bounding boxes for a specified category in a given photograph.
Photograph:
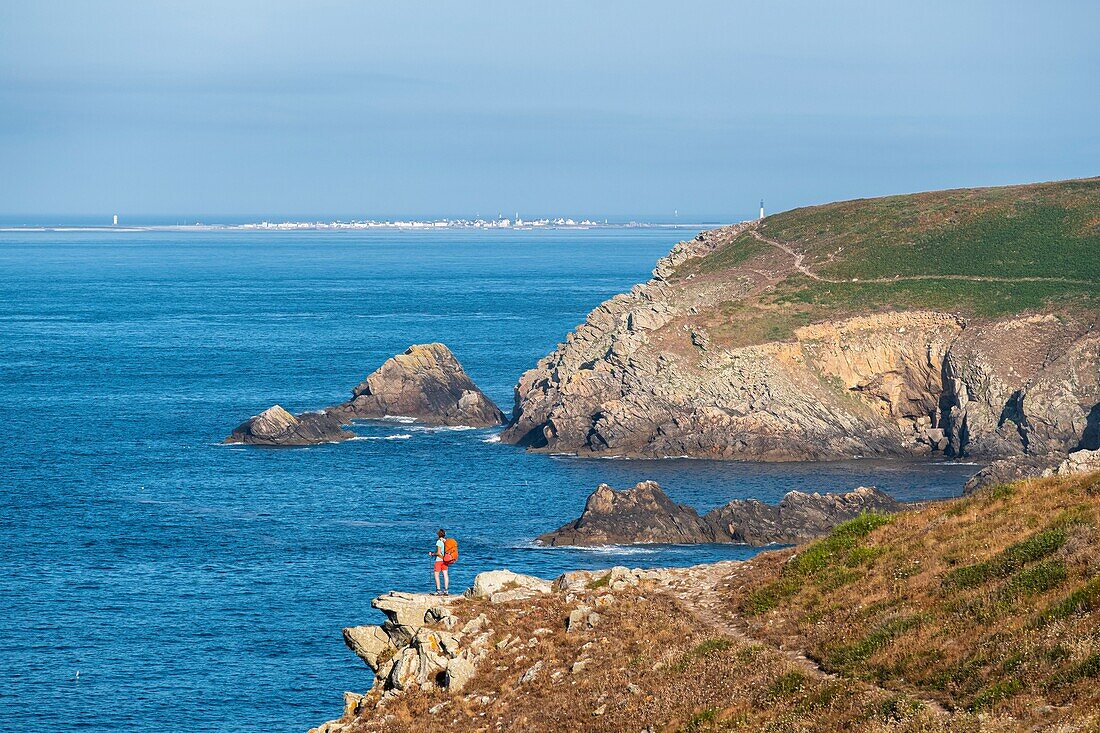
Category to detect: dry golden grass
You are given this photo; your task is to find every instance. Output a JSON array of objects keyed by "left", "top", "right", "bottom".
[
  {"left": 331, "top": 471, "right": 1100, "bottom": 732},
  {"left": 731, "top": 471, "right": 1100, "bottom": 727},
  {"left": 343, "top": 590, "right": 966, "bottom": 733}
]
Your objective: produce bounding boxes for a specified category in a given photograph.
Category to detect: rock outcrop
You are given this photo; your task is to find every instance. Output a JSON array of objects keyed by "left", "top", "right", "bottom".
[
  {"left": 538, "top": 481, "right": 903, "bottom": 547},
  {"left": 706, "top": 485, "right": 903, "bottom": 545},
  {"left": 964, "top": 447, "right": 1100, "bottom": 494},
  {"left": 500, "top": 222, "right": 1099, "bottom": 465},
  {"left": 224, "top": 404, "right": 352, "bottom": 446},
  {"left": 336, "top": 343, "right": 506, "bottom": 427},
  {"left": 537, "top": 481, "right": 720, "bottom": 546},
  {"left": 226, "top": 343, "right": 505, "bottom": 445}
]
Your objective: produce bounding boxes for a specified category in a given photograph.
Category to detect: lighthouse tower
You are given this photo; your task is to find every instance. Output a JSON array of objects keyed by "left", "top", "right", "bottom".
[{"left": 758, "top": 199, "right": 765, "bottom": 221}]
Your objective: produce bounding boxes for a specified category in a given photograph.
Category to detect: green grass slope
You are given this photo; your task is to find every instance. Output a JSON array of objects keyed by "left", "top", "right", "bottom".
[{"left": 680, "top": 178, "right": 1100, "bottom": 335}]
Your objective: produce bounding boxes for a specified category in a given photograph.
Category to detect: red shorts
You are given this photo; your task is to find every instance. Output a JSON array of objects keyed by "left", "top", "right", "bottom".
[{"left": 434, "top": 561, "right": 447, "bottom": 572}]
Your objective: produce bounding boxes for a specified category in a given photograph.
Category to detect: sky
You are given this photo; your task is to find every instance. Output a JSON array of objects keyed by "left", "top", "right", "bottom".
[{"left": 1, "top": 1, "right": 1098, "bottom": 221}]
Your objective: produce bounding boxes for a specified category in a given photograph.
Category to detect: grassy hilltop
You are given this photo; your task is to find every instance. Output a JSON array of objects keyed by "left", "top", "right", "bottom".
[{"left": 675, "top": 178, "right": 1100, "bottom": 345}]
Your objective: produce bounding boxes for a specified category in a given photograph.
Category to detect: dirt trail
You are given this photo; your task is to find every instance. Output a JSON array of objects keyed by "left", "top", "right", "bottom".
[
  {"left": 747, "top": 227, "right": 1093, "bottom": 286},
  {"left": 650, "top": 561, "right": 951, "bottom": 717}
]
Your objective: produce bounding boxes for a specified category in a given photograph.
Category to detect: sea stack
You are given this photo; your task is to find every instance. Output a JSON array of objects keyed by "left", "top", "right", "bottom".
[
  {"left": 336, "top": 343, "right": 507, "bottom": 427},
  {"left": 225, "top": 343, "right": 506, "bottom": 446}
]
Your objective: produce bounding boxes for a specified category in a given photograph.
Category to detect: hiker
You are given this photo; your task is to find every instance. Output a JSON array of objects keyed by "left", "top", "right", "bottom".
[{"left": 429, "top": 528, "right": 458, "bottom": 596}]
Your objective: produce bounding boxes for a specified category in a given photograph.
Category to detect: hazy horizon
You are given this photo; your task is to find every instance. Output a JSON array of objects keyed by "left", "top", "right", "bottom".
[{"left": 3, "top": 2, "right": 1098, "bottom": 220}]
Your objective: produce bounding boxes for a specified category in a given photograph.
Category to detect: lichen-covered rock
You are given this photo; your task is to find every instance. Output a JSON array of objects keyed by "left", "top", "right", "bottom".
[
  {"left": 371, "top": 591, "right": 450, "bottom": 628},
  {"left": 342, "top": 625, "right": 394, "bottom": 672},
  {"left": 466, "top": 569, "right": 551, "bottom": 601},
  {"left": 224, "top": 404, "right": 352, "bottom": 446},
  {"left": 339, "top": 343, "right": 506, "bottom": 427}
]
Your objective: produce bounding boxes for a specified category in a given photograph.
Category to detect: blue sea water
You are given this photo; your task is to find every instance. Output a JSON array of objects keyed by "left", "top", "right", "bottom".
[{"left": 0, "top": 227, "right": 977, "bottom": 732}]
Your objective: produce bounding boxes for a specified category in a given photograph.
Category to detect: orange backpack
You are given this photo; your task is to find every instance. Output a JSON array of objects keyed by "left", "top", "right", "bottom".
[{"left": 443, "top": 537, "right": 459, "bottom": 564}]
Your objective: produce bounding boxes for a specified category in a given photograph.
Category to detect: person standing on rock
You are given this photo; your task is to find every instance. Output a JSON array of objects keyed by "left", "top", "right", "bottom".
[{"left": 430, "top": 529, "right": 450, "bottom": 596}]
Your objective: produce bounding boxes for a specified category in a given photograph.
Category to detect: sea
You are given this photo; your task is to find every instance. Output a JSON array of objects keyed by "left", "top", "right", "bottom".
[{"left": 0, "top": 226, "right": 978, "bottom": 732}]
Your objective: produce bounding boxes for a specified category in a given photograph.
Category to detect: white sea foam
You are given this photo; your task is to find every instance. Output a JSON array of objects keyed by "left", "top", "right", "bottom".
[
  {"left": 349, "top": 434, "right": 412, "bottom": 441},
  {"left": 481, "top": 434, "right": 502, "bottom": 444},
  {"left": 380, "top": 415, "right": 418, "bottom": 423}
]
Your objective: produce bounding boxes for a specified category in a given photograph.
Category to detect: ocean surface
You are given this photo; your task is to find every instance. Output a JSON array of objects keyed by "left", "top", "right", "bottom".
[{"left": 0, "top": 227, "right": 978, "bottom": 732}]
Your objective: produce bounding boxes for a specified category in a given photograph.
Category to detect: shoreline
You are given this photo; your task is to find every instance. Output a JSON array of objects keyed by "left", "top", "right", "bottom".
[{"left": 0, "top": 221, "right": 717, "bottom": 234}]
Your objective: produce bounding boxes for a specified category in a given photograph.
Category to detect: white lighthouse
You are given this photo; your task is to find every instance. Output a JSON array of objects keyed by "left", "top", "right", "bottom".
[
  {"left": 113, "top": 214, "right": 119, "bottom": 226},
  {"left": 759, "top": 199, "right": 765, "bottom": 221}
]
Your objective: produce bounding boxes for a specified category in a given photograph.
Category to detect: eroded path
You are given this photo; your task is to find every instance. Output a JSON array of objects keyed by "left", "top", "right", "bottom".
[
  {"left": 650, "top": 560, "right": 951, "bottom": 717},
  {"left": 747, "top": 227, "right": 1094, "bottom": 286}
]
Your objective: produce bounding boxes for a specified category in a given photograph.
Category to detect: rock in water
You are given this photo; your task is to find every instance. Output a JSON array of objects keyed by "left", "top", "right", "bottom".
[
  {"left": 538, "top": 481, "right": 902, "bottom": 547},
  {"left": 224, "top": 405, "right": 353, "bottom": 446},
  {"left": 537, "top": 481, "right": 718, "bottom": 546},
  {"left": 338, "top": 343, "right": 506, "bottom": 427},
  {"left": 704, "top": 486, "right": 903, "bottom": 545},
  {"left": 225, "top": 342, "right": 505, "bottom": 445}
]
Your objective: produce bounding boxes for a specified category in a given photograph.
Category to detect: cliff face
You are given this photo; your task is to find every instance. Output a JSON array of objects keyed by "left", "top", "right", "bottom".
[{"left": 502, "top": 182, "right": 1100, "bottom": 463}]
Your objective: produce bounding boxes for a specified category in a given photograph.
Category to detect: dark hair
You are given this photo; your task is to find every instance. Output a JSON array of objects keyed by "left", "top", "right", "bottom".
[{"left": 437, "top": 528, "right": 446, "bottom": 538}]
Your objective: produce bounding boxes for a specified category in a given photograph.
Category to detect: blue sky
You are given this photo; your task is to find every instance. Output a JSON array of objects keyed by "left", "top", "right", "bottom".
[{"left": 1, "top": 1, "right": 1097, "bottom": 220}]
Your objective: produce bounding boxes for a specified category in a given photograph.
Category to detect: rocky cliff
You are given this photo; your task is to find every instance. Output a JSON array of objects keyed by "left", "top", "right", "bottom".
[
  {"left": 502, "top": 180, "right": 1100, "bottom": 467},
  {"left": 538, "top": 480, "right": 902, "bottom": 546},
  {"left": 226, "top": 343, "right": 505, "bottom": 445}
]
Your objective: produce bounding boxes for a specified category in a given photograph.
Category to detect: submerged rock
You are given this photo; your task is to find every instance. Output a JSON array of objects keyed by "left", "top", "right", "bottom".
[
  {"left": 538, "top": 481, "right": 903, "bottom": 547},
  {"left": 338, "top": 343, "right": 506, "bottom": 427},
  {"left": 224, "top": 404, "right": 353, "bottom": 446}
]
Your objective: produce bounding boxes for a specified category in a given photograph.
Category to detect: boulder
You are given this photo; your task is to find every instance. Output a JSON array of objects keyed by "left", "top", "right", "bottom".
[
  {"left": 966, "top": 448, "right": 1100, "bottom": 494},
  {"left": 466, "top": 569, "right": 551, "bottom": 600},
  {"left": 224, "top": 405, "right": 353, "bottom": 446},
  {"left": 444, "top": 655, "right": 476, "bottom": 692},
  {"left": 338, "top": 343, "right": 506, "bottom": 427},
  {"left": 1054, "top": 448, "right": 1100, "bottom": 476}
]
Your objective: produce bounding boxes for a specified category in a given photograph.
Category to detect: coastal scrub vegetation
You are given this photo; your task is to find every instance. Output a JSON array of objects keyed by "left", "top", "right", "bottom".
[
  {"left": 732, "top": 470, "right": 1100, "bottom": 722},
  {"left": 670, "top": 178, "right": 1100, "bottom": 347},
  {"left": 332, "top": 471, "right": 1100, "bottom": 732}
]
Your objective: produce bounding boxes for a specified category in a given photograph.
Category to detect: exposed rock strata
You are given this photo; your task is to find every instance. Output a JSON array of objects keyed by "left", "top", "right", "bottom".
[
  {"left": 501, "top": 225, "right": 1100, "bottom": 465},
  {"left": 538, "top": 481, "right": 903, "bottom": 547},
  {"left": 225, "top": 404, "right": 352, "bottom": 446},
  {"left": 225, "top": 343, "right": 505, "bottom": 445}
]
